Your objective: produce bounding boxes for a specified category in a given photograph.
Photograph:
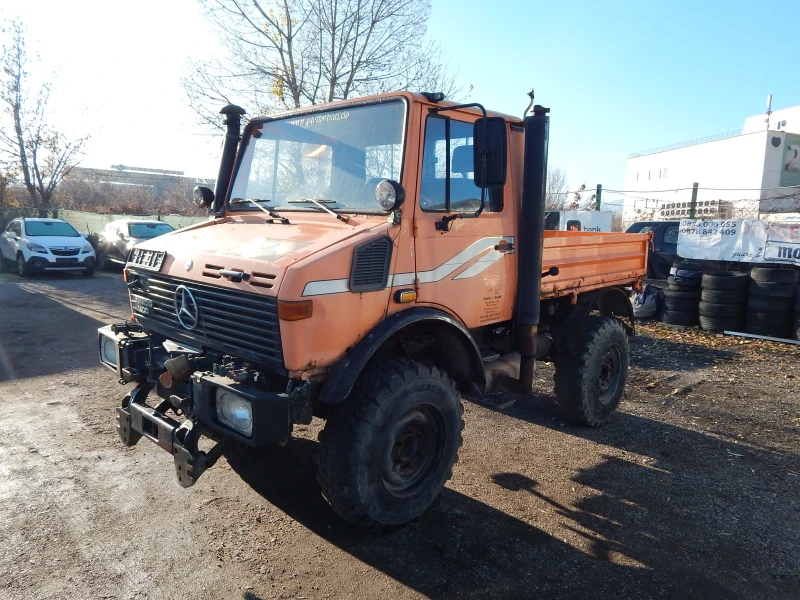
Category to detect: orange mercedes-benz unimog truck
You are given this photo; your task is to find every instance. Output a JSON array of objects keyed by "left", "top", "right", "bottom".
[{"left": 99, "top": 91, "right": 649, "bottom": 530}]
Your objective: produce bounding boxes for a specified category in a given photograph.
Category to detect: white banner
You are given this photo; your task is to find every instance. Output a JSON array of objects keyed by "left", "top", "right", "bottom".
[{"left": 677, "top": 219, "right": 800, "bottom": 264}]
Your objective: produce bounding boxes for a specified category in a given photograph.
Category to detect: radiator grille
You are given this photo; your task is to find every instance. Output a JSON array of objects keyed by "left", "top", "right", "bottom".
[
  {"left": 349, "top": 237, "right": 392, "bottom": 293},
  {"left": 130, "top": 273, "right": 283, "bottom": 371}
]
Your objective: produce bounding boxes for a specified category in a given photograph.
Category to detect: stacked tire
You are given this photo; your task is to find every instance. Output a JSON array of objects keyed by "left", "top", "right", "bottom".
[
  {"left": 746, "top": 267, "right": 798, "bottom": 339},
  {"left": 698, "top": 271, "right": 748, "bottom": 332},
  {"left": 660, "top": 263, "right": 702, "bottom": 326}
]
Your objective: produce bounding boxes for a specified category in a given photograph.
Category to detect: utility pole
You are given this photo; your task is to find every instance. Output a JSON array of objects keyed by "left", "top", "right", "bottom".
[
  {"left": 595, "top": 184, "right": 602, "bottom": 210},
  {"left": 689, "top": 182, "right": 699, "bottom": 219}
]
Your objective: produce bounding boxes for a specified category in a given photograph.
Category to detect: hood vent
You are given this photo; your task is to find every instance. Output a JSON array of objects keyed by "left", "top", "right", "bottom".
[
  {"left": 350, "top": 236, "right": 392, "bottom": 293},
  {"left": 250, "top": 271, "right": 277, "bottom": 289},
  {"left": 202, "top": 263, "right": 225, "bottom": 279}
]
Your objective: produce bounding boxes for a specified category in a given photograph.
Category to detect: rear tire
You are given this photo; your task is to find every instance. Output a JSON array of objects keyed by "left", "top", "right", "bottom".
[
  {"left": 554, "top": 316, "right": 629, "bottom": 427},
  {"left": 96, "top": 251, "right": 107, "bottom": 271},
  {"left": 317, "top": 359, "right": 464, "bottom": 531}
]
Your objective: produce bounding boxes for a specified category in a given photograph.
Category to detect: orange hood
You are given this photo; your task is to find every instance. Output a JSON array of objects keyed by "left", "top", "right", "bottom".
[{"left": 133, "top": 214, "right": 383, "bottom": 295}]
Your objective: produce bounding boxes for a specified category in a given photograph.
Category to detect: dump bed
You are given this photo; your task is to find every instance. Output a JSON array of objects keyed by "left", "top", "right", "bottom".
[{"left": 540, "top": 231, "right": 651, "bottom": 299}]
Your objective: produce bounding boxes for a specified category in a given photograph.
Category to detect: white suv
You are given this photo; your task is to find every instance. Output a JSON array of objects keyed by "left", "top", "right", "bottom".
[{"left": 0, "top": 218, "right": 96, "bottom": 277}]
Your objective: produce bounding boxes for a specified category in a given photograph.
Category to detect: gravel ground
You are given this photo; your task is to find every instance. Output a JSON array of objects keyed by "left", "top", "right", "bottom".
[{"left": 0, "top": 270, "right": 798, "bottom": 600}]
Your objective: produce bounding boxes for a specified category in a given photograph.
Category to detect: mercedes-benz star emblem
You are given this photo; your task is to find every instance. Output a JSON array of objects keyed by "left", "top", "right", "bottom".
[{"left": 174, "top": 285, "right": 199, "bottom": 330}]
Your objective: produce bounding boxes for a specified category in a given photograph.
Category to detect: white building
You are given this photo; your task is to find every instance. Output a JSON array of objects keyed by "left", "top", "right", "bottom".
[{"left": 623, "top": 105, "right": 800, "bottom": 224}]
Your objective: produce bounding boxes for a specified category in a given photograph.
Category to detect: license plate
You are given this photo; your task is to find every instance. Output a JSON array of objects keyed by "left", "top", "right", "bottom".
[
  {"left": 131, "top": 295, "right": 153, "bottom": 316},
  {"left": 56, "top": 258, "right": 78, "bottom": 264}
]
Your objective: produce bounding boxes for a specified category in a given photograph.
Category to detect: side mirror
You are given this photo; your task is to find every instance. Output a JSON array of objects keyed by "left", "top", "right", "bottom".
[
  {"left": 194, "top": 186, "right": 215, "bottom": 208},
  {"left": 473, "top": 117, "right": 507, "bottom": 188}
]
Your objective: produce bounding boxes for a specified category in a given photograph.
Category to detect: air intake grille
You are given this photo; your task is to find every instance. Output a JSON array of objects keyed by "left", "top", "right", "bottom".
[{"left": 349, "top": 236, "right": 392, "bottom": 293}]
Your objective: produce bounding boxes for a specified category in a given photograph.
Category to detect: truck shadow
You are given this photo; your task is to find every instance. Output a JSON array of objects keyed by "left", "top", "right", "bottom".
[
  {"left": 225, "top": 433, "right": 760, "bottom": 599},
  {"left": 0, "top": 286, "right": 109, "bottom": 382}
]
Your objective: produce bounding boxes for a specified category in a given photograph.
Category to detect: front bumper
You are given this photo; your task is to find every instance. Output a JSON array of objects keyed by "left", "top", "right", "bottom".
[
  {"left": 99, "top": 324, "right": 291, "bottom": 486},
  {"left": 25, "top": 254, "right": 95, "bottom": 272}
]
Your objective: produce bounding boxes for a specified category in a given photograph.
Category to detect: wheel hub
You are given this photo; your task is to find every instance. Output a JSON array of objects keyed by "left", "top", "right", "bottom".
[
  {"left": 597, "top": 348, "right": 621, "bottom": 404},
  {"left": 382, "top": 406, "right": 440, "bottom": 495}
]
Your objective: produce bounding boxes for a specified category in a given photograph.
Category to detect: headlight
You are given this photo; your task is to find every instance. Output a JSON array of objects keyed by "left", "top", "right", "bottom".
[
  {"left": 216, "top": 391, "right": 253, "bottom": 436},
  {"left": 374, "top": 179, "right": 405, "bottom": 211},
  {"left": 81, "top": 244, "right": 92, "bottom": 253},
  {"left": 26, "top": 242, "right": 47, "bottom": 253},
  {"left": 100, "top": 336, "right": 118, "bottom": 367}
]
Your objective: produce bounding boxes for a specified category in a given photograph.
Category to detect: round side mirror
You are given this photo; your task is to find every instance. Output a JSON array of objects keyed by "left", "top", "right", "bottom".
[
  {"left": 374, "top": 180, "right": 405, "bottom": 212},
  {"left": 193, "top": 186, "right": 215, "bottom": 208}
]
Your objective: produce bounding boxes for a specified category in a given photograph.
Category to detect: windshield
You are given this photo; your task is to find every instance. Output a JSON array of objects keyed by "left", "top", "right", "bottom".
[
  {"left": 129, "top": 222, "right": 174, "bottom": 238},
  {"left": 24, "top": 221, "right": 80, "bottom": 237},
  {"left": 229, "top": 100, "right": 406, "bottom": 213}
]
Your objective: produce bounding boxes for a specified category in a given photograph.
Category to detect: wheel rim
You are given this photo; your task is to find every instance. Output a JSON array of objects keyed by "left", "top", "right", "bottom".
[
  {"left": 381, "top": 404, "right": 443, "bottom": 496},
  {"left": 597, "top": 346, "right": 623, "bottom": 404},
  {"left": 17, "top": 255, "right": 24, "bottom": 275}
]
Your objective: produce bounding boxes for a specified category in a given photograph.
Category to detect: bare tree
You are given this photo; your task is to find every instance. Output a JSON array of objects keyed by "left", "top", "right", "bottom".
[
  {"left": 183, "top": 0, "right": 461, "bottom": 126},
  {"left": 545, "top": 165, "right": 569, "bottom": 211},
  {"left": 0, "top": 21, "right": 86, "bottom": 216}
]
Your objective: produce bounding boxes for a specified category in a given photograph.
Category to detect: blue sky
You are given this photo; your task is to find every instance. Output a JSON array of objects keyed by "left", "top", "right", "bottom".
[
  {"left": 427, "top": 0, "right": 800, "bottom": 206},
  {"left": 4, "top": 1, "right": 799, "bottom": 209}
]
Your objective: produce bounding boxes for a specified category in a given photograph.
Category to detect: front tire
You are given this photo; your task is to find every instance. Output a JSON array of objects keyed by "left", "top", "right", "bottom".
[
  {"left": 318, "top": 359, "right": 464, "bottom": 531},
  {"left": 554, "top": 316, "right": 630, "bottom": 426},
  {"left": 17, "top": 254, "right": 30, "bottom": 278}
]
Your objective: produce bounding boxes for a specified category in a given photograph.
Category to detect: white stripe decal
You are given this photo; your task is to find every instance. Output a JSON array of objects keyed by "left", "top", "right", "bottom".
[
  {"left": 301, "top": 236, "right": 514, "bottom": 296},
  {"left": 302, "top": 279, "right": 349, "bottom": 296},
  {"left": 453, "top": 250, "right": 504, "bottom": 279}
]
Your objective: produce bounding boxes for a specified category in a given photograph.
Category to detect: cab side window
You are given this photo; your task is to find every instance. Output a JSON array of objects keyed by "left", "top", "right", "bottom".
[
  {"left": 12, "top": 221, "right": 22, "bottom": 236},
  {"left": 419, "top": 116, "right": 503, "bottom": 213}
]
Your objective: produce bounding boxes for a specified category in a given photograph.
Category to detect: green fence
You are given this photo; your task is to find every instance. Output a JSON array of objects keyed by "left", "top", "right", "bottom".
[{"left": 0, "top": 208, "right": 208, "bottom": 234}]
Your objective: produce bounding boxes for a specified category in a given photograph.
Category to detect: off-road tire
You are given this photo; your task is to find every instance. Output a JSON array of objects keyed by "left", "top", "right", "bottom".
[
  {"left": 554, "top": 316, "right": 629, "bottom": 427},
  {"left": 317, "top": 359, "right": 464, "bottom": 532},
  {"left": 16, "top": 253, "right": 30, "bottom": 278},
  {"left": 750, "top": 267, "right": 799, "bottom": 284},
  {"left": 701, "top": 271, "right": 749, "bottom": 291},
  {"left": 701, "top": 289, "right": 747, "bottom": 304}
]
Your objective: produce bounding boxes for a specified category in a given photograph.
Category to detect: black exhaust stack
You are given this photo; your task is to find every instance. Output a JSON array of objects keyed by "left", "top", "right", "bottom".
[
  {"left": 517, "top": 105, "right": 550, "bottom": 393},
  {"left": 213, "top": 104, "right": 247, "bottom": 215}
]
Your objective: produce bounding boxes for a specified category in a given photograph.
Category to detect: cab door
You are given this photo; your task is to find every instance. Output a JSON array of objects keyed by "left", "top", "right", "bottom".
[{"left": 412, "top": 112, "right": 517, "bottom": 328}]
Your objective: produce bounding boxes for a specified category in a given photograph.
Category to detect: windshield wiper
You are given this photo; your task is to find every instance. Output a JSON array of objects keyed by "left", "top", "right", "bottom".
[
  {"left": 230, "top": 198, "right": 289, "bottom": 223},
  {"left": 286, "top": 199, "right": 348, "bottom": 223}
]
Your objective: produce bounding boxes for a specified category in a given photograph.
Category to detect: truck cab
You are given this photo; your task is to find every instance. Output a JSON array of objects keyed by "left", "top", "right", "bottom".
[{"left": 100, "top": 92, "right": 649, "bottom": 530}]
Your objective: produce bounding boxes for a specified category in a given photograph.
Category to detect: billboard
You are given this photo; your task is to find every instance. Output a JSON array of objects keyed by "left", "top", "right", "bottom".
[
  {"left": 780, "top": 133, "right": 800, "bottom": 188},
  {"left": 677, "top": 218, "right": 800, "bottom": 264}
]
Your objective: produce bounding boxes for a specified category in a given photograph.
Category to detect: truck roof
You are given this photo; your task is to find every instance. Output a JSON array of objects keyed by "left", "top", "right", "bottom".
[{"left": 253, "top": 91, "right": 523, "bottom": 124}]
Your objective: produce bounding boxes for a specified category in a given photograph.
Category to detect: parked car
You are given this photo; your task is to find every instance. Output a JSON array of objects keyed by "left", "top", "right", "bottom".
[
  {"left": 626, "top": 220, "right": 680, "bottom": 279},
  {"left": 0, "top": 217, "right": 96, "bottom": 277},
  {"left": 95, "top": 220, "right": 175, "bottom": 270}
]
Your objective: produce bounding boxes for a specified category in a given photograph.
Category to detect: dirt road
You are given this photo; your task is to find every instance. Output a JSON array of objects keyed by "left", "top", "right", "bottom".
[{"left": 1, "top": 270, "right": 798, "bottom": 599}]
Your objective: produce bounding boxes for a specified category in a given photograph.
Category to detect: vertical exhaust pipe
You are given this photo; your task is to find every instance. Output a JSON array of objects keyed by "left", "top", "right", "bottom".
[
  {"left": 517, "top": 105, "right": 550, "bottom": 393},
  {"left": 213, "top": 104, "right": 247, "bottom": 215}
]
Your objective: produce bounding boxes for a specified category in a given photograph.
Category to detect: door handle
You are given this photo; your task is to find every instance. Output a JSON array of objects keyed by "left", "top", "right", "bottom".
[{"left": 494, "top": 240, "right": 514, "bottom": 253}]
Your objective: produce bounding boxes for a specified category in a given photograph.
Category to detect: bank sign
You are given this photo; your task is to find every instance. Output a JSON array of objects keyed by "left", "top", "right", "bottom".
[
  {"left": 678, "top": 219, "right": 800, "bottom": 265},
  {"left": 780, "top": 133, "right": 800, "bottom": 188}
]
